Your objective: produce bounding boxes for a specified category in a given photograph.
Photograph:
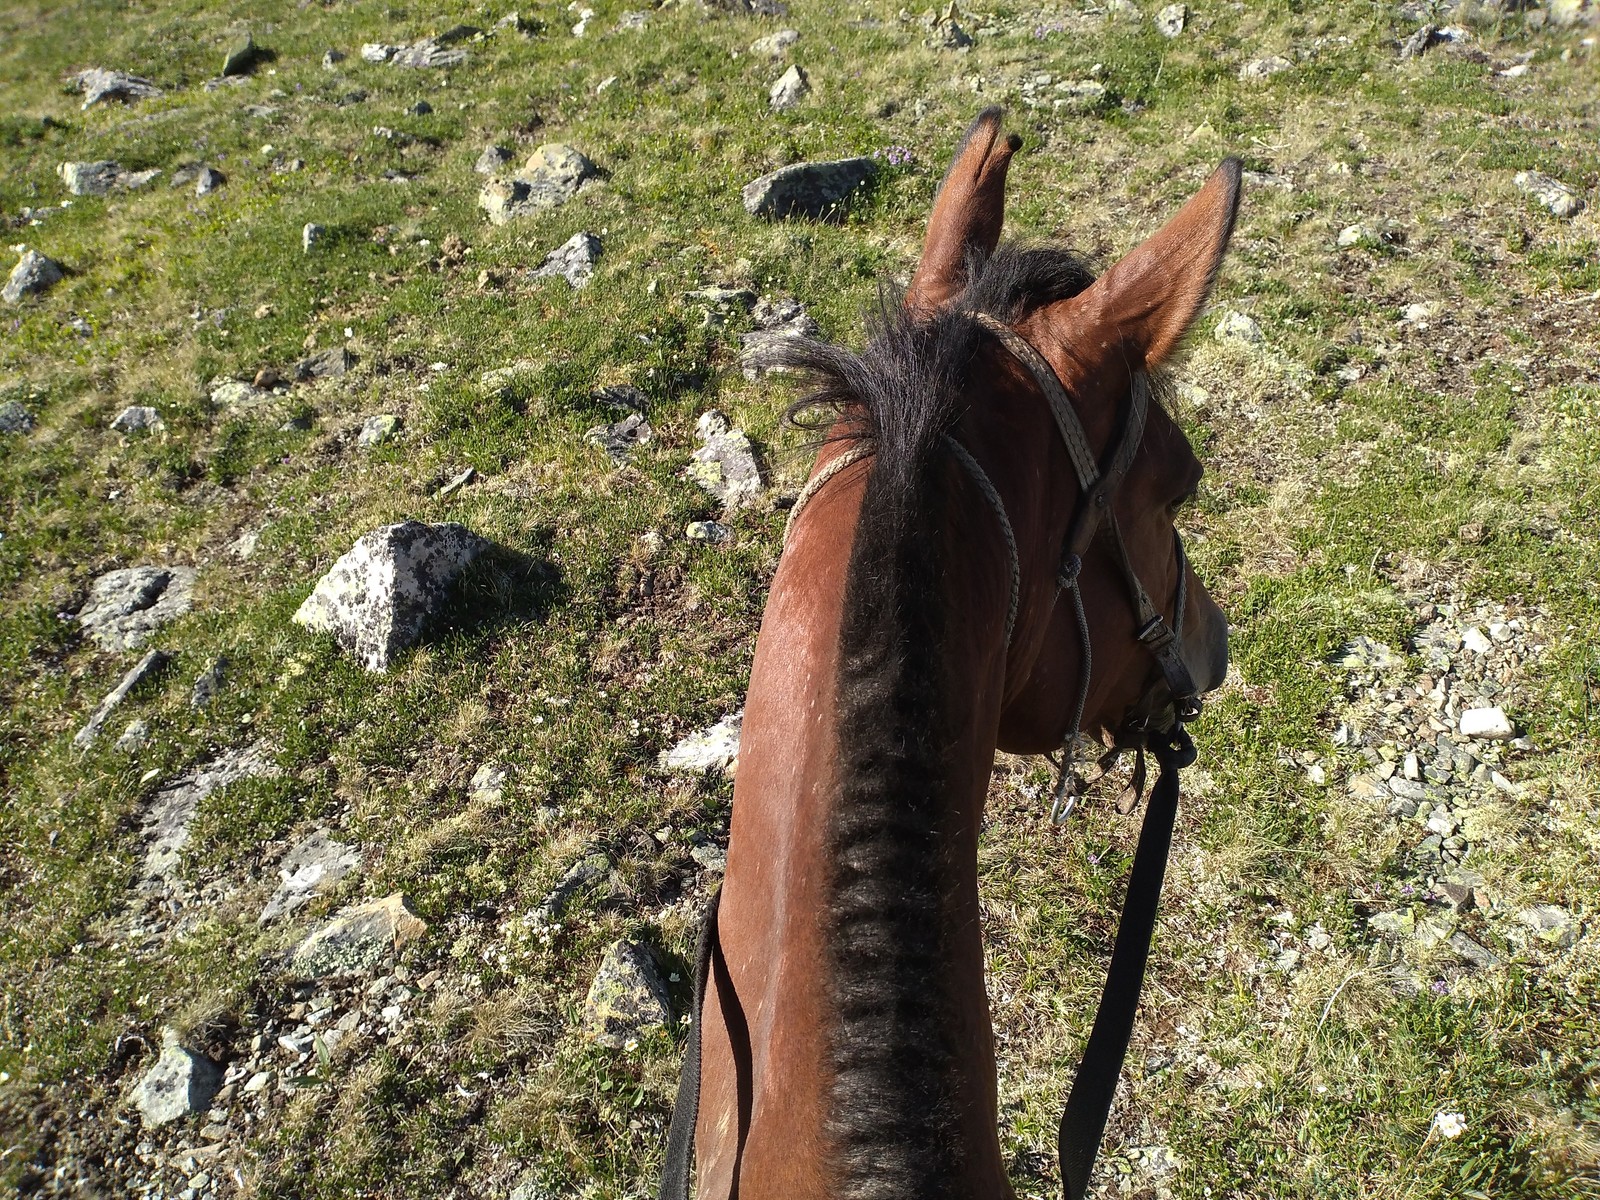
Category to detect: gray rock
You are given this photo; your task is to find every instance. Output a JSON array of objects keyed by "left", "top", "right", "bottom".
[
  {"left": 78, "top": 566, "right": 194, "bottom": 651},
  {"left": 532, "top": 850, "right": 610, "bottom": 926},
  {"left": 496, "top": 11, "right": 538, "bottom": 34},
  {"left": 58, "top": 160, "right": 123, "bottom": 196},
  {"left": 478, "top": 144, "right": 597, "bottom": 223},
  {"left": 532, "top": 231, "right": 603, "bottom": 288},
  {"left": 470, "top": 762, "right": 510, "bottom": 802},
  {"left": 222, "top": 33, "right": 261, "bottom": 76},
  {"left": 406, "top": 99, "right": 433, "bottom": 116},
  {"left": 1399, "top": 24, "right": 1441, "bottom": 58},
  {"left": 660, "top": 711, "right": 742, "bottom": 773},
  {"left": 0, "top": 400, "right": 33, "bottom": 433},
  {"left": 294, "top": 346, "right": 353, "bottom": 381},
  {"left": 689, "top": 841, "right": 727, "bottom": 873},
  {"left": 1154, "top": 4, "right": 1187, "bottom": 36},
  {"left": 586, "top": 412, "right": 652, "bottom": 462},
  {"left": 437, "top": 466, "right": 475, "bottom": 497},
  {"left": 361, "top": 43, "right": 399, "bottom": 62},
  {"left": 4, "top": 249, "right": 64, "bottom": 304},
  {"left": 1052, "top": 80, "right": 1108, "bottom": 113},
  {"left": 1214, "top": 310, "right": 1263, "bottom": 345},
  {"left": 769, "top": 64, "right": 809, "bottom": 112},
  {"left": 1549, "top": 0, "right": 1596, "bottom": 26},
  {"left": 1239, "top": 55, "right": 1293, "bottom": 82},
  {"left": 322, "top": 48, "right": 346, "bottom": 68},
  {"left": 1513, "top": 171, "right": 1584, "bottom": 219},
  {"left": 190, "top": 656, "right": 227, "bottom": 709},
  {"left": 391, "top": 35, "right": 471, "bottom": 68},
  {"left": 686, "top": 520, "right": 732, "bottom": 543},
  {"left": 290, "top": 892, "right": 427, "bottom": 976},
  {"left": 740, "top": 296, "right": 819, "bottom": 379},
  {"left": 115, "top": 719, "right": 149, "bottom": 753},
  {"left": 210, "top": 379, "right": 268, "bottom": 410},
  {"left": 926, "top": 15, "right": 972, "bottom": 48},
  {"left": 583, "top": 940, "right": 673, "bottom": 1047},
  {"left": 74, "top": 649, "right": 170, "bottom": 748},
  {"left": 742, "top": 157, "right": 876, "bottom": 221},
  {"left": 195, "top": 166, "right": 225, "bottom": 195},
  {"left": 475, "top": 145, "right": 513, "bottom": 174},
  {"left": 1518, "top": 904, "right": 1580, "bottom": 949},
  {"left": 302, "top": 223, "right": 326, "bottom": 253},
  {"left": 110, "top": 404, "right": 162, "bottom": 433},
  {"left": 594, "top": 384, "right": 649, "bottom": 413},
  {"left": 750, "top": 29, "right": 799, "bottom": 57},
  {"left": 259, "top": 830, "right": 361, "bottom": 923},
  {"left": 1337, "top": 223, "right": 1377, "bottom": 249},
  {"left": 688, "top": 410, "right": 763, "bottom": 507},
  {"left": 1449, "top": 932, "right": 1500, "bottom": 971},
  {"left": 357, "top": 414, "right": 401, "bottom": 447},
  {"left": 130, "top": 1028, "right": 221, "bottom": 1127},
  {"left": 292, "top": 521, "right": 488, "bottom": 672},
  {"left": 70, "top": 68, "right": 162, "bottom": 109},
  {"left": 142, "top": 742, "right": 278, "bottom": 882}
]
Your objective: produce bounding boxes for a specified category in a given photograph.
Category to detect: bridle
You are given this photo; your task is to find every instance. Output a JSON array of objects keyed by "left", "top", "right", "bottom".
[{"left": 659, "top": 310, "right": 1208, "bottom": 1200}]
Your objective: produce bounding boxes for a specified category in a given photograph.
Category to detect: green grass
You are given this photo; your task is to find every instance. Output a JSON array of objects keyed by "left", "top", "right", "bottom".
[{"left": 2, "top": 0, "right": 1598, "bottom": 1196}]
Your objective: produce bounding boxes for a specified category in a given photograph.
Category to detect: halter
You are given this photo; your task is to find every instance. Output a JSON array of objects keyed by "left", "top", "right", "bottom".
[{"left": 783, "top": 309, "right": 1203, "bottom": 817}]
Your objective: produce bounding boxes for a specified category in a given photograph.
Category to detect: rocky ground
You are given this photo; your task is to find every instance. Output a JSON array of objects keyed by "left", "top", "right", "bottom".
[{"left": 1, "top": 0, "right": 1597, "bottom": 1197}]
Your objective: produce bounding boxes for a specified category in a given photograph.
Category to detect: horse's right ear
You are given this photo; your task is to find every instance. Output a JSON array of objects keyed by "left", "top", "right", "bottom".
[{"left": 905, "top": 108, "right": 1021, "bottom": 315}]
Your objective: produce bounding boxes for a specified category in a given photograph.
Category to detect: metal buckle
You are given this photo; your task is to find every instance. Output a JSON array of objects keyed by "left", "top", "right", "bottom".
[{"left": 1136, "top": 616, "right": 1175, "bottom": 649}]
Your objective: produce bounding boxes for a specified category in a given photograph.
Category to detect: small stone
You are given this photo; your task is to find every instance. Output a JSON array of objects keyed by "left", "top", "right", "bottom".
[
  {"left": 750, "top": 29, "right": 799, "bottom": 57},
  {"left": 1459, "top": 707, "right": 1512, "bottom": 740},
  {"left": 478, "top": 143, "right": 598, "bottom": 222},
  {"left": 688, "top": 410, "right": 763, "bottom": 508},
  {"left": 130, "top": 1029, "right": 221, "bottom": 1128},
  {"left": 1154, "top": 4, "right": 1186, "bottom": 37},
  {"left": 77, "top": 566, "right": 194, "bottom": 651},
  {"left": 470, "top": 762, "right": 510, "bottom": 802},
  {"left": 769, "top": 64, "right": 809, "bottom": 111},
  {"left": 322, "top": 49, "right": 346, "bottom": 68},
  {"left": 222, "top": 33, "right": 261, "bottom": 77},
  {"left": 495, "top": 11, "right": 537, "bottom": 34},
  {"left": 689, "top": 841, "right": 726, "bottom": 873},
  {"left": 357, "top": 414, "right": 401, "bottom": 448},
  {"left": 475, "top": 145, "right": 512, "bottom": 174},
  {"left": 294, "top": 346, "right": 352, "bottom": 381},
  {"left": 71, "top": 68, "right": 163, "bottom": 109},
  {"left": 303, "top": 223, "right": 326, "bottom": 253},
  {"left": 115, "top": 719, "right": 149, "bottom": 753},
  {"left": 292, "top": 521, "right": 488, "bottom": 672},
  {"left": 927, "top": 15, "right": 972, "bottom": 49},
  {"left": 1513, "top": 171, "right": 1584, "bottom": 219},
  {"left": 361, "top": 43, "right": 399, "bottom": 63},
  {"left": 1461, "top": 626, "right": 1493, "bottom": 654},
  {"left": 1337, "top": 223, "right": 1376, "bottom": 249},
  {"left": 74, "top": 649, "right": 171, "bottom": 748},
  {"left": 1399, "top": 24, "right": 1439, "bottom": 59},
  {"left": 290, "top": 893, "right": 428, "bottom": 976},
  {"left": 194, "top": 166, "right": 225, "bottom": 195},
  {"left": 532, "top": 850, "right": 610, "bottom": 925},
  {"left": 1239, "top": 55, "right": 1292, "bottom": 82},
  {"left": 1369, "top": 910, "right": 1414, "bottom": 939},
  {"left": 210, "top": 379, "right": 268, "bottom": 410},
  {"left": 407, "top": 99, "right": 433, "bottom": 115},
  {"left": 582, "top": 940, "right": 673, "bottom": 1047},
  {"left": 742, "top": 157, "right": 877, "bottom": 221},
  {"left": 437, "top": 466, "right": 476, "bottom": 497},
  {"left": 58, "top": 160, "right": 124, "bottom": 196},
  {"left": 1214, "top": 311, "right": 1263, "bottom": 345},
  {"left": 1438, "top": 880, "right": 1476, "bottom": 912},
  {"left": 531, "top": 231, "right": 603, "bottom": 288},
  {"left": 260, "top": 830, "right": 361, "bottom": 923},
  {"left": 4, "top": 249, "right": 64, "bottom": 304},
  {"left": 1449, "top": 933, "right": 1500, "bottom": 971},
  {"left": 242, "top": 1070, "right": 270, "bottom": 1093},
  {"left": 686, "top": 519, "right": 732, "bottom": 543},
  {"left": 1518, "top": 904, "right": 1580, "bottom": 949},
  {"left": 586, "top": 412, "right": 652, "bottom": 463},
  {"left": 660, "top": 711, "right": 742, "bottom": 773},
  {"left": 0, "top": 400, "right": 33, "bottom": 433}
]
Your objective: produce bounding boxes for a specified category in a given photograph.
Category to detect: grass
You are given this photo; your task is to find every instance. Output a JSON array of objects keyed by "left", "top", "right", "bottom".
[{"left": 1, "top": 0, "right": 1598, "bottom": 1197}]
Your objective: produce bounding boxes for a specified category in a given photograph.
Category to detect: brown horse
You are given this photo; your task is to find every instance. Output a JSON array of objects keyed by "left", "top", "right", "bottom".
[{"left": 673, "top": 109, "right": 1239, "bottom": 1200}]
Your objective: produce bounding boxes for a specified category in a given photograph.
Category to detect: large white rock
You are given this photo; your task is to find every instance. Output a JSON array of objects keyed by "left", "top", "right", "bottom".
[
  {"left": 293, "top": 521, "right": 488, "bottom": 671},
  {"left": 660, "top": 711, "right": 742, "bottom": 774},
  {"left": 1458, "top": 706, "right": 1513, "bottom": 740},
  {"left": 129, "top": 1028, "right": 221, "bottom": 1127}
]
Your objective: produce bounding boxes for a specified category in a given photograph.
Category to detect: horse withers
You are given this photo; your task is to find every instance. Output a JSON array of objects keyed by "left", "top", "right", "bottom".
[{"left": 674, "top": 108, "right": 1240, "bottom": 1200}]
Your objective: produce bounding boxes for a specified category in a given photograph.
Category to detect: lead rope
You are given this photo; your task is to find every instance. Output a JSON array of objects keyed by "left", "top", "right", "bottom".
[{"left": 1048, "top": 552, "right": 1093, "bottom": 821}]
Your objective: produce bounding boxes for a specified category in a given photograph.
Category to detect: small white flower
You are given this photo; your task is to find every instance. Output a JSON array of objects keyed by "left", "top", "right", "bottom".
[{"left": 1431, "top": 1111, "right": 1466, "bottom": 1140}]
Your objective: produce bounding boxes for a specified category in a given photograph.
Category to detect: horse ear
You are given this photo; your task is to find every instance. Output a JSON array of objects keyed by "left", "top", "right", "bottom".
[
  {"left": 905, "top": 107, "right": 1022, "bottom": 314},
  {"left": 1051, "top": 158, "right": 1242, "bottom": 367}
]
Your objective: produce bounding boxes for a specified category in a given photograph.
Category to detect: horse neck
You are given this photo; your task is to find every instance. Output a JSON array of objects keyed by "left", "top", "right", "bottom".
[{"left": 821, "top": 449, "right": 1016, "bottom": 1200}]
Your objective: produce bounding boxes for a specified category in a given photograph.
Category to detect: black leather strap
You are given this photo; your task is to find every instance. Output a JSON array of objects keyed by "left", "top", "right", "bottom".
[
  {"left": 1058, "top": 727, "right": 1194, "bottom": 1200},
  {"left": 658, "top": 887, "right": 721, "bottom": 1200}
]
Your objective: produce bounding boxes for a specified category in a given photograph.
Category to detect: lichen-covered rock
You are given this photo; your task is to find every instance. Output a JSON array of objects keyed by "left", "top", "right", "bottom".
[
  {"left": 357, "top": 414, "right": 401, "bottom": 447},
  {"left": 290, "top": 892, "right": 427, "bottom": 976},
  {"left": 73, "top": 648, "right": 170, "bottom": 748},
  {"left": 478, "top": 144, "right": 597, "bottom": 222},
  {"left": 769, "top": 64, "right": 809, "bottom": 111},
  {"left": 0, "top": 399, "right": 33, "bottom": 433},
  {"left": 583, "top": 939, "right": 673, "bottom": 1047},
  {"left": 110, "top": 405, "right": 162, "bottom": 433},
  {"left": 531, "top": 231, "right": 602, "bottom": 287},
  {"left": 58, "top": 160, "right": 123, "bottom": 196},
  {"left": 259, "top": 830, "right": 361, "bottom": 923},
  {"left": 70, "top": 68, "right": 163, "bottom": 109},
  {"left": 740, "top": 296, "right": 819, "bottom": 380},
  {"left": 687, "top": 410, "right": 763, "bottom": 508},
  {"left": 3, "top": 249, "right": 63, "bottom": 304},
  {"left": 294, "top": 346, "right": 353, "bottom": 381},
  {"left": 1239, "top": 55, "right": 1293, "bottom": 82},
  {"left": 586, "top": 412, "right": 651, "bottom": 462},
  {"left": 293, "top": 521, "right": 488, "bottom": 671},
  {"left": 742, "top": 157, "right": 876, "bottom": 220},
  {"left": 77, "top": 565, "right": 195, "bottom": 651},
  {"left": 129, "top": 1028, "right": 221, "bottom": 1127},
  {"left": 660, "top": 711, "right": 742, "bottom": 773},
  {"left": 142, "top": 742, "right": 279, "bottom": 882},
  {"left": 1513, "top": 171, "right": 1584, "bottom": 219}
]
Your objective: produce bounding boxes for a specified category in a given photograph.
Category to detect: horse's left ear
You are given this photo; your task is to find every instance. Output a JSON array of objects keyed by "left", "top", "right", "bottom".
[
  {"left": 1049, "top": 158, "right": 1242, "bottom": 367},
  {"left": 905, "top": 107, "right": 1022, "bottom": 314}
]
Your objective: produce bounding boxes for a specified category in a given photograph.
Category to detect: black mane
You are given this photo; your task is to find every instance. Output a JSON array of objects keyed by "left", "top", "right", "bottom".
[{"left": 773, "top": 244, "right": 1095, "bottom": 1200}]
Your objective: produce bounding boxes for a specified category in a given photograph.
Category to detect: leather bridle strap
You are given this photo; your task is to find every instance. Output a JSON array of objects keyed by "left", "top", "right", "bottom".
[{"left": 658, "top": 887, "right": 721, "bottom": 1200}]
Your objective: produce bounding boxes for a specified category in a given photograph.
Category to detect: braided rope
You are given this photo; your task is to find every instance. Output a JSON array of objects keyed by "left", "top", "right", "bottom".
[{"left": 782, "top": 443, "right": 875, "bottom": 544}]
